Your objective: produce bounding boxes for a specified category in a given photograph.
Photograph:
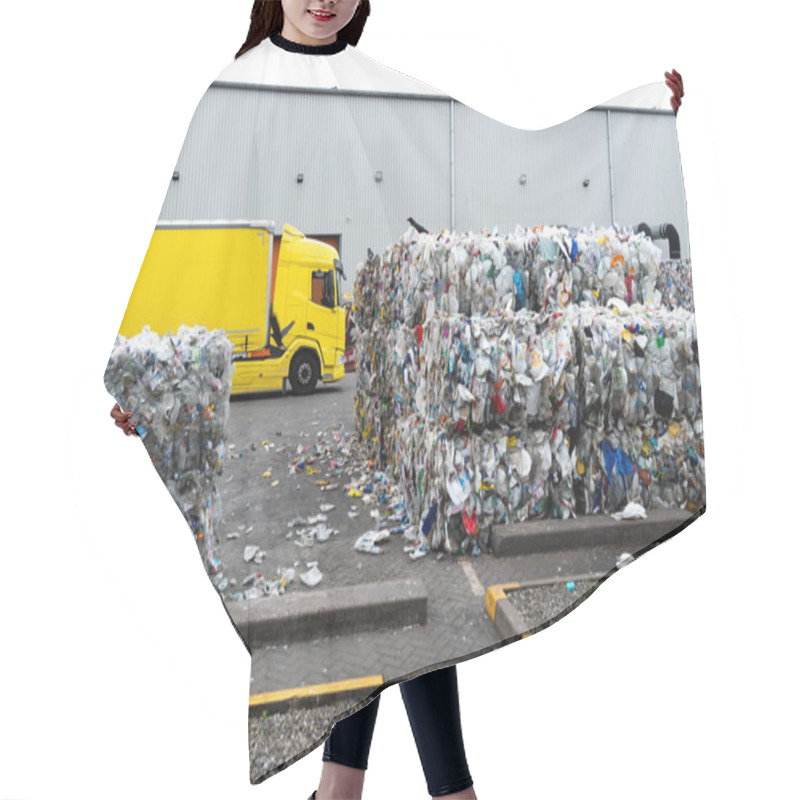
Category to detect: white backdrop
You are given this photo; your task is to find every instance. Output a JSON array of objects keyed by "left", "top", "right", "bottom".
[{"left": 1, "top": 1, "right": 796, "bottom": 798}]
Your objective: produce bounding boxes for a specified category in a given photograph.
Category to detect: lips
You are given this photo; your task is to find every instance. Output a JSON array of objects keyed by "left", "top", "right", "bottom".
[{"left": 308, "top": 9, "right": 335, "bottom": 21}]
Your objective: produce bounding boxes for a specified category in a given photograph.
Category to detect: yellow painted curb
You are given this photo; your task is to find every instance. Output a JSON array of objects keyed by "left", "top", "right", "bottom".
[
  {"left": 250, "top": 674, "right": 384, "bottom": 709},
  {"left": 485, "top": 582, "right": 520, "bottom": 621}
]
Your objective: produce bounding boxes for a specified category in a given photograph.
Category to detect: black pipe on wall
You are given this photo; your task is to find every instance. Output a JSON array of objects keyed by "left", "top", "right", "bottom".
[{"left": 637, "top": 222, "right": 681, "bottom": 259}]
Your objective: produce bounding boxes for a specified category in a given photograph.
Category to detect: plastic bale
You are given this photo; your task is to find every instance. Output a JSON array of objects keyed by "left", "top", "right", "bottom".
[{"left": 104, "top": 325, "right": 233, "bottom": 583}]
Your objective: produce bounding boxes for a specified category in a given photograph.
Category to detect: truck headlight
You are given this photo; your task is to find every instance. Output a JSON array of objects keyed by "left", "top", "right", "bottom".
[{"left": 337, "top": 353, "right": 345, "bottom": 365}]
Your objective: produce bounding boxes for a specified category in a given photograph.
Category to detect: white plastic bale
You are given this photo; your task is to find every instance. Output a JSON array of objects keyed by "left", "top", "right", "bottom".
[
  {"left": 353, "top": 225, "right": 692, "bottom": 329},
  {"left": 352, "top": 229, "right": 704, "bottom": 553},
  {"left": 656, "top": 259, "right": 695, "bottom": 311},
  {"left": 104, "top": 325, "right": 234, "bottom": 579},
  {"left": 396, "top": 309, "right": 700, "bottom": 530}
]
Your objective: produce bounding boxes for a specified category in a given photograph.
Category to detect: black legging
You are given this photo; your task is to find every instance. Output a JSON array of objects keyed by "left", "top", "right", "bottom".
[{"left": 323, "top": 665, "right": 473, "bottom": 797}]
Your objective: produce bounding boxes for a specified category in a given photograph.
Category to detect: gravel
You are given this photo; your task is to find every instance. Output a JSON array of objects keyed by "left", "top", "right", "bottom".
[
  {"left": 505, "top": 579, "right": 600, "bottom": 632},
  {"left": 248, "top": 699, "right": 360, "bottom": 784}
]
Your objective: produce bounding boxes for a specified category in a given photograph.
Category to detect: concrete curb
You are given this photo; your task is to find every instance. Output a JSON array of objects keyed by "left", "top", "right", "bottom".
[
  {"left": 249, "top": 674, "right": 384, "bottom": 716},
  {"left": 229, "top": 578, "right": 427, "bottom": 649},
  {"left": 489, "top": 508, "right": 694, "bottom": 557},
  {"left": 485, "top": 582, "right": 523, "bottom": 640},
  {"left": 486, "top": 572, "right": 607, "bottom": 640}
]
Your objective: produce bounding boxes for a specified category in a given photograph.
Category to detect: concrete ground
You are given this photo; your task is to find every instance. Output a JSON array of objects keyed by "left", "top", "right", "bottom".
[
  {"left": 209, "top": 372, "right": 700, "bottom": 783},
  {"left": 212, "top": 372, "right": 694, "bottom": 692}
]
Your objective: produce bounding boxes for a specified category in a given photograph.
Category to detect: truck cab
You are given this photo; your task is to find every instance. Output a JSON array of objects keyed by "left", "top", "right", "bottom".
[{"left": 267, "top": 224, "right": 347, "bottom": 394}]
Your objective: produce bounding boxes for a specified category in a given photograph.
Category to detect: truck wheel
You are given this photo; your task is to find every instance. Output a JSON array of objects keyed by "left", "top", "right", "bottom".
[{"left": 289, "top": 351, "right": 319, "bottom": 395}]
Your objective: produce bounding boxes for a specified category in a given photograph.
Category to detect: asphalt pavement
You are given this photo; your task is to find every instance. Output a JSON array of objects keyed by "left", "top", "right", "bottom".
[
  {"left": 211, "top": 373, "right": 695, "bottom": 696},
  {"left": 211, "top": 373, "right": 701, "bottom": 783}
]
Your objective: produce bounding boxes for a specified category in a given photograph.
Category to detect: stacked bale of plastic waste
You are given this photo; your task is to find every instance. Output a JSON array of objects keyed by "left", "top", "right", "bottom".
[
  {"left": 570, "top": 301, "right": 703, "bottom": 516},
  {"left": 353, "top": 226, "right": 703, "bottom": 554},
  {"left": 385, "top": 306, "right": 580, "bottom": 552},
  {"left": 104, "top": 325, "right": 234, "bottom": 583},
  {"left": 353, "top": 223, "right": 686, "bottom": 330},
  {"left": 655, "top": 258, "right": 695, "bottom": 311}
]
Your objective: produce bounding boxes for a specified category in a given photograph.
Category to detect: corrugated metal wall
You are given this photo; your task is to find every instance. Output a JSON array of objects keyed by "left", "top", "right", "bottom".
[
  {"left": 454, "top": 104, "right": 613, "bottom": 234},
  {"left": 608, "top": 110, "right": 690, "bottom": 260},
  {"left": 160, "top": 84, "right": 690, "bottom": 283},
  {"left": 160, "top": 85, "right": 451, "bottom": 284}
]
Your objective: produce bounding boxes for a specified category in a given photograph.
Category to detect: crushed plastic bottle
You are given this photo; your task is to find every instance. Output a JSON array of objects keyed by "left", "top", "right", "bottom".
[{"left": 354, "top": 529, "right": 390, "bottom": 555}]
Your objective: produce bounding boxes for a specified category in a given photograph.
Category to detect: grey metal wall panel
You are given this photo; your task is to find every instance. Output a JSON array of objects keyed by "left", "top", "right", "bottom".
[
  {"left": 453, "top": 104, "right": 613, "bottom": 233},
  {"left": 160, "top": 85, "right": 691, "bottom": 283},
  {"left": 609, "top": 110, "right": 691, "bottom": 259},
  {"left": 160, "top": 86, "right": 450, "bottom": 283}
]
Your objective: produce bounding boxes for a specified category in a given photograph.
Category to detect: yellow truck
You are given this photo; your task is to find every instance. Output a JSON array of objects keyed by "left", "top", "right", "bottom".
[{"left": 119, "top": 221, "right": 347, "bottom": 395}]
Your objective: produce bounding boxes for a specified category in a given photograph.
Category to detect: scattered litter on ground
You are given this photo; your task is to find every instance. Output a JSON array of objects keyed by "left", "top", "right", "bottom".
[
  {"left": 300, "top": 562, "right": 323, "bottom": 587},
  {"left": 612, "top": 502, "right": 648, "bottom": 520},
  {"left": 354, "top": 529, "right": 390, "bottom": 555},
  {"left": 616, "top": 552, "right": 635, "bottom": 569}
]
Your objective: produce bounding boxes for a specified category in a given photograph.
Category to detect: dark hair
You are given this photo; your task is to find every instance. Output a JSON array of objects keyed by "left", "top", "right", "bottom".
[{"left": 236, "top": 1, "right": 371, "bottom": 59}]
